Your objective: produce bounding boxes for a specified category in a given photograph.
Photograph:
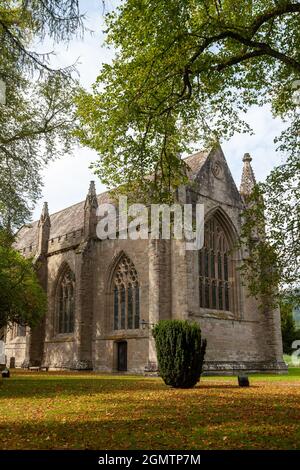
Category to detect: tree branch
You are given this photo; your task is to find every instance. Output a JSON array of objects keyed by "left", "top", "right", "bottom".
[{"left": 187, "top": 3, "right": 300, "bottom": 73}]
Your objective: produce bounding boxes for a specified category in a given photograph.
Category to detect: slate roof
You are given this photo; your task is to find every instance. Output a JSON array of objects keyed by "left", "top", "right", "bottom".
[
  {"left": 15, "top": 150, "right": 210, "bottom": 250},
  {"left": 183, "top": 150, "right": 209, "bottom": 176}
]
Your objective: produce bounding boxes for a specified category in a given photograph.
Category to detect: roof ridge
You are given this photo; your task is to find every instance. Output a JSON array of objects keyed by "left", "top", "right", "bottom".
[
  {"left": 31, "top": 188, "right": 110, "bottom": 223},
  {"left": 182, "top": 149, "right": 208, "bottom": 160},
  {"left": 30, "top": 151, "right": 209, "bottom": 224},
  {"left": 16, "top": 150, "right": 212, "bottom": 248}
]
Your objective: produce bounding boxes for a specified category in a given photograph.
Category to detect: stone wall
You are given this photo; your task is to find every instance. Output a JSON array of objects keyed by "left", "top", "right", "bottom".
[
  {"left": 92, "top": 238, "right": 150, "bottom": 372},
  {"left": 4, "top": 146, "right": 286, "bottom": 374},
  {"left": 43, "top": 248, "right": 78, "bottom": 368},
  {"left": 4, "top": 328, "right": 30, "bottom": 368}
]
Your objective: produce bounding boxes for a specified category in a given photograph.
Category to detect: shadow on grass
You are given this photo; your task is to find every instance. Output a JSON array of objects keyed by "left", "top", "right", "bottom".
[
  {"left": 0, "top": 397, "right": 299, "bottom": 450},
  {"left": 1, "top": 371, "right": 300, "bottom": 450},
  {"left": 199, "top": 384, "right": 258, "bottom": 389},
  {"left": 0, "top": 375, "right": 246, "bottom": 399}
]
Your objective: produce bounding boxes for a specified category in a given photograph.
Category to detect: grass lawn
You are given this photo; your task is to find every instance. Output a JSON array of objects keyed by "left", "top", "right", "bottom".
[{"left": 1, "top": 368, "right": 300, "bottom": 450}]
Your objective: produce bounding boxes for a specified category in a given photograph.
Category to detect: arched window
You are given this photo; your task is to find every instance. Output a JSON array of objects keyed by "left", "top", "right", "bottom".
[
  {"left": 10, "top": 324, "right": 26, "bottom": 338},
  {"left": 56, "top": 267, "right": 75, "bottom": 334},
  {"left": 199, "top": 216, "right": 234, "bottom": 312},
  {"left": 16, "top": 324, "right": 26, "bottom": 337},
  {"left": 112, "top": 255, "right": 140, "bottom": 330}
]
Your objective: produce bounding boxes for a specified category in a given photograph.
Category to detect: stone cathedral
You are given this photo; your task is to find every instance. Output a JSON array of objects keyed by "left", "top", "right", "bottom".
[{"left": 3, "top": 146, "right": 287, "bottom": 374}]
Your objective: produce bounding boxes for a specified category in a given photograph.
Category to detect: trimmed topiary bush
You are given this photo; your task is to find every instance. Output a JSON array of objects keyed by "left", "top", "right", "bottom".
[{"left": 152, "top": 320, "right": 207, "bottom": 388}]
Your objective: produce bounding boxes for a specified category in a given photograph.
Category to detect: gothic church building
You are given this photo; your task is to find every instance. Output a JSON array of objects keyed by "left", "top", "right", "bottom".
[{"left": 4, "top": 146, "right": 287, "bottom": 374}]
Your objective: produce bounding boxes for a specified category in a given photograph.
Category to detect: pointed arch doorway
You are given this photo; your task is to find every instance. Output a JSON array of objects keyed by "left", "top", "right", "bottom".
[{"left": 116, "top": 341, "right": 127, "bottom": 371}]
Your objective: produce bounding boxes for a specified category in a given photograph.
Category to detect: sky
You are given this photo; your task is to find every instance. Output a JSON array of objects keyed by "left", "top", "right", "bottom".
[{"left": 33, "top": 0, "right": 287, "bottom": 220}]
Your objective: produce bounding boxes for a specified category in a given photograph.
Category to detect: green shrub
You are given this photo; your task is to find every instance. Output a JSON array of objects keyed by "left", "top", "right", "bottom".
[
  {"left": 152, "top": 320, "right": 207, "bottom": 388},
  {"left": 281, "top": 302, "right": 300, "bottom": 354}
]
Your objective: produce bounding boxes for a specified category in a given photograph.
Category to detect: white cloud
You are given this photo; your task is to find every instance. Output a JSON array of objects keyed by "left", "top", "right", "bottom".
[
  {"left": 33, "top": 147, "right": 105, "bottom": 219},
  {"left": 222, "top": 104, "right": 287, "bottom": 187},
  {"left": 33, "top": 0, "right": 111, "bottom": 219}
]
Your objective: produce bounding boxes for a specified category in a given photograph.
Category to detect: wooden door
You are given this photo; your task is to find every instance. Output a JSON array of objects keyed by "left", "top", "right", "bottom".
[{"left": 117, "top": 341, "right": 127, "bottom": 371}]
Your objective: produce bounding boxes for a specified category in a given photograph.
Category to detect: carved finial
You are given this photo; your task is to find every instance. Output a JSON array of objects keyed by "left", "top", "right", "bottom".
[
  {"left": 39, "top": 202, "right": 50, "bottom": 226},
  {"left": 84, "top": 181, "right": 98, "bottom": 210},
  {"left": 37, "top": 202, "right": 50, "bottom": 254},
  {"left": 88, "top": 181, "right": 96, "bottom": 196},
  {"left": 41, "top": 202, "right": 49, "bottom": 217},
  {"left": 243, "top": 152, "right": 252, "bottom": 163},
  {"left": 240, "top": 153, "right": 256, "bottom": 197},
  {"left": 84, "top": 181, "right": 98, "bottom": 239}
]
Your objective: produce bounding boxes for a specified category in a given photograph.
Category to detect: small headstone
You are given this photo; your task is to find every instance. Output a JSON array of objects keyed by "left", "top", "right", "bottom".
[
  {"left": 238, "top": 375, "right": 249, "bottom": 387},
  {"left": 2, "top": 369, "right": 10, "bottom": 378}
]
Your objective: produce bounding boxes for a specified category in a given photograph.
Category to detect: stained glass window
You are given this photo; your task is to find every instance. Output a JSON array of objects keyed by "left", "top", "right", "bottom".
[
  {"left": 199, "top": 217, "right": 234, "bottom": 312},
  {"left": 112, "top": 255, "right": 140, "bottom": 330},
  {"left": 57, "top": 267, "right": 75, "bottom": 334}
]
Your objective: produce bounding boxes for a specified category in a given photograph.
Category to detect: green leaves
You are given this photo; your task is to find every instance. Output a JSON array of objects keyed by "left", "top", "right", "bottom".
[
  {"left": 75, "top": 0, "right": 300, "bottom": 297},
  {"left": 0, "top": 230, "right": 46, "bottom": 329},
  {"left": 152, "top": 320, "right": 207, "bottom": 388},
  {"left": 0, "top": 70, "right": 79, "bottom": 230},
  {"left": 76, "top": 0, "right": 300, "bottom": 201},
  {"left": 239, "top": 161, "right": 300, "bottom": 309},
  {"left": 0, "top": 1, "right": 82, "bottom": 230},
  {"left": 280, "top": 301, "right": 300, "bottom": 354}
]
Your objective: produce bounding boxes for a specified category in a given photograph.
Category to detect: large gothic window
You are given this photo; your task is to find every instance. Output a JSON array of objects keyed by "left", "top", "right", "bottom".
[
  {"left": 199, "top": 216, "right": 234, "bottom": 312},
  {"left": 56, "top": 267, "right": 75, "bottom": 334},
  {"left": 16, "top": 324, "right": 26, "bottom": 337},
  {"left": 10, "top": 323, "right": 26, "bottom": 339},
  {"left": 113, "top": 255, "right": 140, "bottom": 330}
]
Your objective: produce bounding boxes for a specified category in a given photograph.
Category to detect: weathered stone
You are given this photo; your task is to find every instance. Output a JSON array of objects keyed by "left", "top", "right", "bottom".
[{"left": 4, "top": 146, "right": 287, "bottom": 375}]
